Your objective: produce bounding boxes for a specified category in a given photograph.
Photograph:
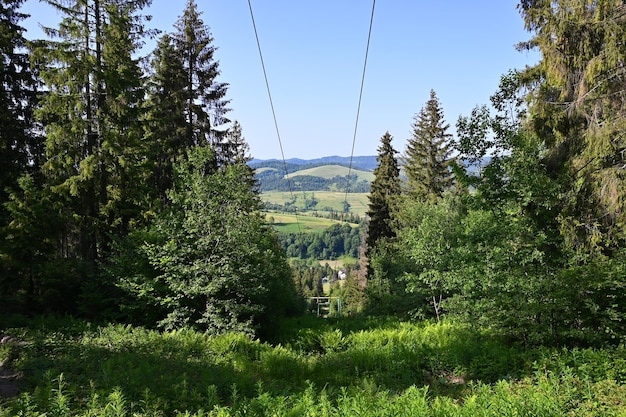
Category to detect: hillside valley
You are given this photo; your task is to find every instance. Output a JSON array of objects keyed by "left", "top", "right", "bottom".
[{"left": 251, "top": 156, "right": 376, "bottom": 193}]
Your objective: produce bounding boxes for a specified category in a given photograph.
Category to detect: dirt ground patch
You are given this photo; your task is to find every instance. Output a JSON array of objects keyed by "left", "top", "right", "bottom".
[{"left": 0, "top": 335, "right": 21, "bottom": 398}]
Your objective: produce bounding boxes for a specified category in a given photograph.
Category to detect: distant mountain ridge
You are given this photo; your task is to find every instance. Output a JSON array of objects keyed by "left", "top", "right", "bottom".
[
  {"left": 250, "top": 155, "right": 378, "bottom": 172},
  {"left": 249, "top": 155, "right": 489, "bottom": 193},
  {"left": 250, "top": 156, "right": 376, "bottom": 193}
]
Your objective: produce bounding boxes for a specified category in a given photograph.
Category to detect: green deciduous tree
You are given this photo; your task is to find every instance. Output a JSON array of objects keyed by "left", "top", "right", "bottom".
[
  {"left": 413, "top": 70, "right": 626, "bottom": 344},
  {"left": 121, "top": 146, "right": 299, "bottom": 335},
  {"left": 404, "top": 90, "right": 456, "bottom": 201}
]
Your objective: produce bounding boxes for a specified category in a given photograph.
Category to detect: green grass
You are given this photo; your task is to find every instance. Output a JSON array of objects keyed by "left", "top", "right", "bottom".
[
  {"left": 255, "top": 166, "right": 279, "bottom": 174},
  {"left": 284, "top": 165, "right": 374, "bottom": 182},
  {"left": 262, "top": 191, "right": 370, "bottom": 217},
  {"left": 265, "top": 212, "right": 354, "bottom": 233},
  {"left": 318, "top": 257, "right": 358, "bottom": 269},
  {"left": 2, "top": 316, "right": 626, "bottom": 416}
]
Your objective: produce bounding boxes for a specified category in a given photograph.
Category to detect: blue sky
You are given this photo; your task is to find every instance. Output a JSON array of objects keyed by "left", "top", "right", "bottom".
[{"left": 21, "top": 0, "right": 539, "bottom": 160}]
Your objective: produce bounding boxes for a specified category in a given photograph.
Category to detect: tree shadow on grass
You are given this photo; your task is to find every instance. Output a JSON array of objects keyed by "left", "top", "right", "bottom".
[
  {"left": 11, "top": 330, "right": 264, "bottom": 413},
  {"left": 8, "top": 317, "right": 626, "bottom": 414}
]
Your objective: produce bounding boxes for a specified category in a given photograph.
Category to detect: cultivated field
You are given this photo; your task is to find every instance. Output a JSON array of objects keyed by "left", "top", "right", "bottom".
[
  {"left": 284, "top": 164, "right": 374, "bottom": 182},
  {"left": 265, "top": 212, "right": 357, "bottom": 233},
  {"left": 318, "top": 257, "right": 359, "bottom": 269},
  {"left": 262, "top": 191, "right": 370, "bottom": 217}
]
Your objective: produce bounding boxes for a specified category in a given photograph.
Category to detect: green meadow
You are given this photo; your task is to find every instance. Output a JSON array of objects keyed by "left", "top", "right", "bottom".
[
  {"left": 284, "top": 165, "right": 375, "bottom": 182},
  {"left": 265, "top": 212, "right": 355, "bottom": 233},
  {"left": 262, "top": 191, "right": 370, "bottom": 217},
  {"left": 318, "top": 257, "right": 359, "bottom": 269},
  {"left": 2, "top": 316, "right": 626, "bottom": 416}
]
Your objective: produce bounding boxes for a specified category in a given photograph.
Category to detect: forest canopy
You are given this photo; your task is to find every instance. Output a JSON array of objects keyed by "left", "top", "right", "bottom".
[{"left": 0, "top": 0, "right": 299, "bottom": 337}]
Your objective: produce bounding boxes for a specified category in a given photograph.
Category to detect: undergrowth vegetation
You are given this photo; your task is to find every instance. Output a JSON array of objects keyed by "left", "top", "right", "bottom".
[{"left": 1, "top": 316, "right": 626, "bottom": 416}]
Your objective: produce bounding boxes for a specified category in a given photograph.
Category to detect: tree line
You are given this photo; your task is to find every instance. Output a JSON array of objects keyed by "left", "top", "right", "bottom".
[
  {"left": 0, "top": 0, "right": 299, "bottom": 338},
  {"left": 256, "top": 170, "right": 371, "bottom": 193},
  {"left": 4, "top": 0, "right": 625, "bottom": 345},
  {"left": 365, "top": 0, "right": 626, "bottom": 346},
  {"left": 278, "top": 223, "right": 362, "bottom": 260}
]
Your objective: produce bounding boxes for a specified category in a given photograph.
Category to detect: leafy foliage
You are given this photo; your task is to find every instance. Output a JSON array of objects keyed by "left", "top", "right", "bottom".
[
  {"left": 118, "top": 146, "right": 299, "bottom": 335},
  {"left": 370, "top": 62, "right": 626, "bottom": 344},
  {"left": 2, "top": 318, "right": 626, "bottom": 416},
  {"left": 518, "top": 0, "right": 626, "bottom": 252}
]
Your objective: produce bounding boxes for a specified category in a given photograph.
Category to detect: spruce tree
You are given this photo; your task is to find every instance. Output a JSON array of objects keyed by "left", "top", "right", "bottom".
[
  {"left": 404, "top": 90, "right": 455, "bottom": 201},
  {"left": 366, "top": 132, "right": 401, "bottom": 255},
  {"left": 144, "top": 33, "right": 188, "bottom": 202},
  {"left": 100, "top": 1, "right": 152, "bottom": 236},
  {"left": 518, "top": 0, "right": 626, "bottom": 252},
  {"left": 32, "top": 0, "right": 151, "bottom": 263},
  {"left": 144, "top": 0, "right": 231, "bottom": 201},
  {"left": 221, "top": 120, "right": 251, "bottom": 165},
  {"left": 0, "top": 0, "right": 42, "bottom": 312},
  {"left": 173, "top": 0, "right": 230, "bottom": 147},
  {"left": 0, "top": 0, "right": 40, "bottom": 221}
]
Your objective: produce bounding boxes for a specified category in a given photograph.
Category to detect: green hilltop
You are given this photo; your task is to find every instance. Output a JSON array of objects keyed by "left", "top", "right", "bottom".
[
  {"left": 284, "top": 164, "right": 374, "bottom": 182},
  {"left": 252, "top": 158, "right": 374, "bottom": 193}
]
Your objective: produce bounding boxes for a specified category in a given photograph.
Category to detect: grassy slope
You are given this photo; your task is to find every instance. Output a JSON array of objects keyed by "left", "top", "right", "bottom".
[
  {"left": 255, "top": 166, "right": 279, "bottom": 174},
  {"left": 266, "top": 212, "right": 356, "bottom": 233},
  {"left": 2, "top": 317, "right": 626, "bottom": 416},
  {"left": 285, "top": 164, "right": 374, "bottom": 182},
  {"left": 318, "top": 257, "right": 359, "bottom": 269},
  {"left": 262, "top": 191, "right": 369, "bottom": 217}
]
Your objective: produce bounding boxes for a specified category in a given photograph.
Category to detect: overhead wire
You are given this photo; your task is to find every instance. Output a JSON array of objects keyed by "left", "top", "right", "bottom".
[
  {"left": 247, "top": 0, "right": 301, "bottom": 233},
  {"left": 247, "top": 0, "right": 376, "bottom": 235},
  {"left": 343, "top": 0, "right": 376, "bottom": 216}
]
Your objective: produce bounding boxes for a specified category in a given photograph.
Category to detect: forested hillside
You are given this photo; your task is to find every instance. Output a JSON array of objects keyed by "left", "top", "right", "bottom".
[
  {"left": 251, "top": 155, "right": 378, "bottom": 170},
  {"left": 252, "top": 160, "right": 373, "bottom": 192}
]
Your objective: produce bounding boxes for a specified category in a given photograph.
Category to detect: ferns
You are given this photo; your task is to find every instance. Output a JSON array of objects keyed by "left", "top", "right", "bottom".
[{"left": 1, "top": 318, "right": 625, "bottom": 416}]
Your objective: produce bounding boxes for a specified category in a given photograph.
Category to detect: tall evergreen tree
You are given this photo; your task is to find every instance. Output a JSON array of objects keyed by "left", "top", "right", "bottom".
[
  {"left": 32, "top": 0, "right": 151, "bottom": 264},
  {"left": 366, "top": 131, "right": 401, "bottom": 256},
  {"left": 0, "top": 0, "right": 43, "bottom": 312},
  {"left": 404, "top": 90, "right": 455, "bottom": 201},
  {"left": 0, "top": 0, "right": 40, "bottom": 221},
  {"left": 173, "top": 0, "right": 230, "bottom": 148},
  {"left": 518, "top": 0, "right": 626, "bottom": 253},
  {"left": 221, "top": 120, "right": 251, "bottom": 165},
  {"left": 144, "top": 33, "right": 188, "bottom": 203},
  {"left": 100, "top": 1, "right": 152, "bottom": 236},
  {"left": 144, "top": 0, "right": 231, "bottom": 202}
]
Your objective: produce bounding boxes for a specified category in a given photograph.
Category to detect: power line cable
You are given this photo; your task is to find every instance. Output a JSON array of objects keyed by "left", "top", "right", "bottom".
[
  {"left": 247, "top": 0, "right": 301, "bottom": 233},
  {"left": 344, "top": 0, "right": 376, "bottom": 215}
]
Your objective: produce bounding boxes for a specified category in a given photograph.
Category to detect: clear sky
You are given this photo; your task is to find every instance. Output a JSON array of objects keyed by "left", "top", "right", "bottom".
[{"left": 21, "top": 0, "right": 539, "bottom": 160}]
